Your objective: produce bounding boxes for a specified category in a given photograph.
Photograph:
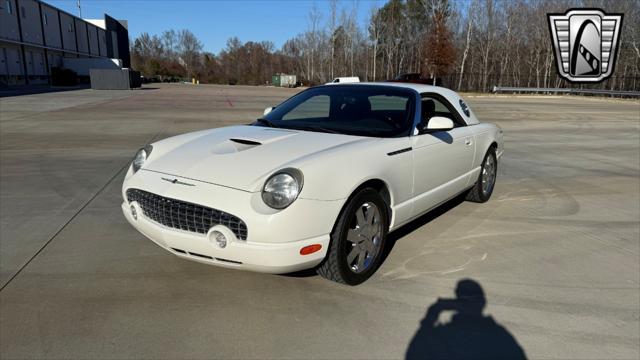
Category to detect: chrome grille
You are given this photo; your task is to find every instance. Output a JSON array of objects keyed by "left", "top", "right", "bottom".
[{"left": 126, "top": 188, "right": 248, "bottom": 240}]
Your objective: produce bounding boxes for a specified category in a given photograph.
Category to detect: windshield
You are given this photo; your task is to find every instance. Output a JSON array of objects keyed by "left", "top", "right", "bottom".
[{"left": 257, "top": 85, "right": 416, "bottom": 137}]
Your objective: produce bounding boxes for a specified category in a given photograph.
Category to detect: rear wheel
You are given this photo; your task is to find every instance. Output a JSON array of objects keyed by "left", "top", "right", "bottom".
[
  {"left": 466, "top": 147, "right": 497, "bottom": 203},
  {"left": 317, "top": 188, "right": 388, "bottom": 285}
]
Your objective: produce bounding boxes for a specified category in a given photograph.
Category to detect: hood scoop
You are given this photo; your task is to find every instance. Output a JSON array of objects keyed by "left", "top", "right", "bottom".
[
  {"left": 209, "top": 128, "right": 298, "bottom": 155},
  {"left": 211, "top": 138, "right": 262, "bottom": 154},
  {"left": 230, "top": 138, "right": 261, "bottom": 146}
]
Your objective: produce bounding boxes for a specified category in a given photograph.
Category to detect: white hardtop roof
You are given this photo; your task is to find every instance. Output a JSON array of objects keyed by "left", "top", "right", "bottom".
[
  {"left": 350, "top": 81, "right": 457, "bottom": 96},
  {"left": 325, "top": 82, "right": 480, "bottom": 125}
]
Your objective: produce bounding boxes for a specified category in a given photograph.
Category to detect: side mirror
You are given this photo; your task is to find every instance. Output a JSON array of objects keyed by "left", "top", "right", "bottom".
[
  {"left": 263, "top": 106, "right": 275, "bottom": 116},
  {"left": 418, "top": 116, "right": 454, "bottom": 133}
]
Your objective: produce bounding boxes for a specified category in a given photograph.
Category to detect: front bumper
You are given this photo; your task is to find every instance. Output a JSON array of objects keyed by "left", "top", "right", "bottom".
[
  {"left": 122, "top": 169, "right": 341, "bottom": 273},
  {"left": 122, "top": 202, "right": 330, "bottom": 273}
]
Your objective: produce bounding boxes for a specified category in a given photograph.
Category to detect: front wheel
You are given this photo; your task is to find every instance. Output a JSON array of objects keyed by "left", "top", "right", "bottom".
[
  {"left": 317, "top": 188, "right": 388, "bottom": 285},
  {"left": 466, "top": 147, "right": 497, "bottom": 203}
]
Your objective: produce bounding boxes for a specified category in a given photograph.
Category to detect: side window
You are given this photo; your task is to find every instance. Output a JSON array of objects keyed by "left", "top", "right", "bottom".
[
  {"left": 282, "top": 95, "right": 329, "bottom": 121},
  {"left": 421, "top": 95, "right": 465, "bottom": 127},
  {"left": 369, "top": 95, "right": 407, "bottom": 111},
  {"left": 368, "top": 94, "right": 409, "bottom": 126}
]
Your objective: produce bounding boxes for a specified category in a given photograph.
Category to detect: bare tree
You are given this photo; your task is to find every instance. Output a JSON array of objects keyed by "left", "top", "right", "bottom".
[
  {"left": 161, "top": 30, "right": 178, "bottom": 59},
  {"left": 329, "top": 0, "right": 338, "bottom": 80},
  {"left": 177, "top": 29, "right": 203, "bottom": 78},
  {"left": 368, "top": 3, "right": 383, "bottom": 80},
  {"left": 307, "top": 4, "right": 322, "bottom": 82},
  {"left": 457, "top": 0, "right": 475, "bottom": 90}
]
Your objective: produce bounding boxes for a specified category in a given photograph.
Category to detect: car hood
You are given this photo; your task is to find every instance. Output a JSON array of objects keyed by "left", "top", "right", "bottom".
[{"left": 145, "top": 125, "right": 374, "bottom": 192}]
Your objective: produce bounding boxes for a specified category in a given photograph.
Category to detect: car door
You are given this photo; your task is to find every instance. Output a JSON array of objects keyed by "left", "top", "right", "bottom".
[{"left": 410, "top": 94, "right": 475, "bottom": 217}]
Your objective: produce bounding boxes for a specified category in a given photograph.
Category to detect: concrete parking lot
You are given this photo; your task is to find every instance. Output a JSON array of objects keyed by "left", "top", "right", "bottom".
[{"left": 1, "top": 84, "right": 638, "bottom": 359}]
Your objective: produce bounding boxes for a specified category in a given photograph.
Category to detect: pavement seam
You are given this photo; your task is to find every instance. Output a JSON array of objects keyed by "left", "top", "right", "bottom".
[
  {"left": 0, "top": 130, "right": 163, "bottom": 292},
  {"left": 0, "top": 162, "right": 129, "bottom": 292}
]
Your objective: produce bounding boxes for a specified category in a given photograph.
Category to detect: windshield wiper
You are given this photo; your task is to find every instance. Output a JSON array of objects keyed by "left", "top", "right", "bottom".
[
  {"left": 254, "top": 118, "right": 278, "bottom": 128},
  {"left": 295, "top": 126, "right": 342, "bottom": 134},
  {"left": 254, "top": 120, "right": 341, "bottom": 134}
]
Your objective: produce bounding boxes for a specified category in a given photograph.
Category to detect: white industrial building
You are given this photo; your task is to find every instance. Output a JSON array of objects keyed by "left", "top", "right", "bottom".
[{"left": 0, "top": 0, "right": 130, "bottom": 86}]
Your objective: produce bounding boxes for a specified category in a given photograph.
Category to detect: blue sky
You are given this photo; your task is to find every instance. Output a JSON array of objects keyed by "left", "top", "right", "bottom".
[{"left": 45, "top": 0, "right": 384, "bottom": 54}]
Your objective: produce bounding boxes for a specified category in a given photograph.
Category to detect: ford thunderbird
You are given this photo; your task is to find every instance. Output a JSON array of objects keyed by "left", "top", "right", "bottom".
[{"left": 122, "top": 83, "right": 503, "bottom": 285}]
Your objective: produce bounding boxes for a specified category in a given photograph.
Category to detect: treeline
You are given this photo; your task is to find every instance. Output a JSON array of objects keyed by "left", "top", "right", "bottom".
[{"left": 131, "top": 0, "right": 640, "bottom": 91}]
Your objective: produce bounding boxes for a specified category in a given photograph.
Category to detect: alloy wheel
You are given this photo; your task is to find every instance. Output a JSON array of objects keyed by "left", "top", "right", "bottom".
[
  {"left": 482, "top": 154, "right": 496, "bottom": 196},
  {"left": 345, "top": 202, "right": 383, "bottom": 273}
]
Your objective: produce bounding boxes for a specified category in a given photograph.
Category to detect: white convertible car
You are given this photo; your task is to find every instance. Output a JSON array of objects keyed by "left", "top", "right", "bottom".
[{"left": 122, "top": 83, "right": 503, "bottom": 285}]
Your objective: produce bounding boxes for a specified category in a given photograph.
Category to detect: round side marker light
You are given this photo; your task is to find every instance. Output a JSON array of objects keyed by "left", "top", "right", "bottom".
[
  {"left": 212, "top": 230, "right": 227, "bottom": 248},
  {"left": 130, "top": 205, "right": 137, "bottom": 220},
  {"left": 300, "top": 244, "right": 322, "bottom": 255}
]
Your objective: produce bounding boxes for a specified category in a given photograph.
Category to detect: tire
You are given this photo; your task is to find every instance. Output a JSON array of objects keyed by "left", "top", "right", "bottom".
[
  {"left": 466, "top": 147, "right": 498, "bottom": 203},
  {"left": 317, "top": 188, "right": 389, "bottom": 285}
]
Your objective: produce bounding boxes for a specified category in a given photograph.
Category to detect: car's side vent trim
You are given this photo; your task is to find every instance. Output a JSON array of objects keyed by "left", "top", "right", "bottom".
[
  {"left": 171, "top": 248, "right": 187, "bottom": 254},
  {"left": 387, "top": 147, "right": 413, "bottom": 156},
  {"left": 215, "top": 257, "right": 242, "bottom": 265},
  {"left": 230, "top": 138, "right": 262, "bottom": 146},
  {"left": 188, "top": 252, "right": 213, "bottom": 260}
]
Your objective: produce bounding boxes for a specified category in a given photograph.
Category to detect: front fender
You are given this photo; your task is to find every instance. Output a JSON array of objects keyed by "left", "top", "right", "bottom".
[{"left": 294, "top": 137, "right": 413, "bottom": 206}]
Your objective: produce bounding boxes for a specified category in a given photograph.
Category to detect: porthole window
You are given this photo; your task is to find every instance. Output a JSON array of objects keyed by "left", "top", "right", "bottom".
[{"left": 459, "top": 99, "right": 470, "bottom": 117}]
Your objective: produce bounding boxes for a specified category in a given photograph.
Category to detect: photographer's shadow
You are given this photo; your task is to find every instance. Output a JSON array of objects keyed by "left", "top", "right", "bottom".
[{"left": 406, "top": 279, "right": 527, "bottom": 360}]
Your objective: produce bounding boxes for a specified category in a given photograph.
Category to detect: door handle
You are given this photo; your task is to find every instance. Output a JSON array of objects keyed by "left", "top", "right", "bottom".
[{"left": 465, "top": 138, "right": 472, "bottom": 146}]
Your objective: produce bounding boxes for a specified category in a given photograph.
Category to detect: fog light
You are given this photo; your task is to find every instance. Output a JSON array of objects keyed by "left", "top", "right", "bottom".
[
  {"left": 130, "top": 205, "right": 137, "bottom": 220},
  {"left": 212, "top": 230, "right": 227, "bottom": 248}
]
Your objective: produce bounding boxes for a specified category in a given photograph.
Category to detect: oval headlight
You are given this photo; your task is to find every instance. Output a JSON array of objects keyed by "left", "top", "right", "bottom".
[
  {"left": 132, "top": 145, "right": 152, "bottom": 173},
  {"left": 262, "top": 169, "right": 303, "bottom": 209}
]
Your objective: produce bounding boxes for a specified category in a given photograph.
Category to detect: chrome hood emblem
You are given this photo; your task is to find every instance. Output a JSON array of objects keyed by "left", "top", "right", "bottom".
[{"left": 161, "top": 177, "right": 195, "bottom": 186}]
